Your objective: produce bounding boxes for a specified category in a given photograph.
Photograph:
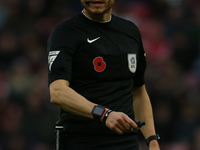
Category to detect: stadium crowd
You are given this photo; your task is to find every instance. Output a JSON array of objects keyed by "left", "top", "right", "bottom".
[{"left": 0, "top": 0, "right": 200, "bottom": 150}]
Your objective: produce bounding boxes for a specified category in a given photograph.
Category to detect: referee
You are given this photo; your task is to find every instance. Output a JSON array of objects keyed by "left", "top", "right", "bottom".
[{"left": 47, "top": 0, "right": 160, "bottom": 150}]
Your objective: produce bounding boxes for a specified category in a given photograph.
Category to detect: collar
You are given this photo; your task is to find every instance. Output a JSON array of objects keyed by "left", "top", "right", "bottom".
[{"left": 82, "top": 10, "right": 112, "bottom": 23}]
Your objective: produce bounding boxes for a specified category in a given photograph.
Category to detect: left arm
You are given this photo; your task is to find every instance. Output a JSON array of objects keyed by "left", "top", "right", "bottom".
[{"left": 133, "top": 84, "right": 160, "bottom": 150}]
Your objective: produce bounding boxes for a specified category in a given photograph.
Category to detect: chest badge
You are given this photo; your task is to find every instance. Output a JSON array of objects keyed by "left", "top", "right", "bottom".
[
  {"left": 93, "top": 56, "right": 106, "bottom": 72},
  {"left": 128, "top": 54, "right": 137, "bottom": 73}
]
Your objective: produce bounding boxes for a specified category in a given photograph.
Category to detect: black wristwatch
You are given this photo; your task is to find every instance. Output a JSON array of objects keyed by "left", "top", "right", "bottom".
[
  {"left": 146, "top": 134, "right": 161, "bottom": 147},
  {"left": 91, "top": 105, "right": 105, "bottom": 122}
]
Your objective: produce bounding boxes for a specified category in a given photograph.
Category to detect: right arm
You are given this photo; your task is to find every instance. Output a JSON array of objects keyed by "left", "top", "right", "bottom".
[
  {"left": 50, "top": 79, "right": 95, "bottom": 119},
  {"left": 48, "top": 27, "right": 96, "bottom": 119},
  {"left": 49, "top": 79, "right": 138, "bottom": 134}
]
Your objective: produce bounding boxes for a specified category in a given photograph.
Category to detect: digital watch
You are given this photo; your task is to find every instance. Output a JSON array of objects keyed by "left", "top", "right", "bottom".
[{"left": 91, "top": 105, "right": 106, "bottom": 122}]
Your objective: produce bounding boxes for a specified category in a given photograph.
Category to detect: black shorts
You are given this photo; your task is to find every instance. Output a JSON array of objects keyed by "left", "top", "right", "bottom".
[{"left": 64, "top": 133, "right": 139, "bottom": 150}]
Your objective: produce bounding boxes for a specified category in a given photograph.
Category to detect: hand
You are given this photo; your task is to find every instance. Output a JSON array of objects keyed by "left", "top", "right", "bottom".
[
  {"left": 149, "top": 140, "right": 160, "bottom": 150},
  {"left": 105, "top": 111, "right": 138, "bottom": 134}
]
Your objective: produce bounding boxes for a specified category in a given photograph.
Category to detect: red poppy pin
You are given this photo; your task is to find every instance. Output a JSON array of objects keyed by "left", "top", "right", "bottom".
[{"left": 93, "top": 56, "right": 106, "bottom": 72}]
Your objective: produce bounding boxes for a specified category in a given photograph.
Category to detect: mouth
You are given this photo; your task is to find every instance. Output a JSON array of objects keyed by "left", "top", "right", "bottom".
[
  {"left": 90, "top": 1, "right": 104, "bottom": 6},
  {"left": 86, "top": 1, "right": 104, "bottom": 4},
  {"left": 91, "top": 1, "right": 103, "bottom": 4}
]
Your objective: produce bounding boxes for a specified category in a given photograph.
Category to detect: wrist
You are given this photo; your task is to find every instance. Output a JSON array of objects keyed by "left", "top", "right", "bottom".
[
  {"left": 149, "top": 140, "right": 159, "bottom": 148},
  {"left": 146, "top": 134, "right": 161, "bottom": 147},
  {"left": 100, "top": 108, "right": 109, "bottom": 122},
  {"left": 91, "top": 105, "right": 112, "bottom": 123},
  {"left": 102, "top": 109, "right": 113, "bottom": 124},
  {"left": 91, "top": 105, "right": 106, "bottom": 122}
]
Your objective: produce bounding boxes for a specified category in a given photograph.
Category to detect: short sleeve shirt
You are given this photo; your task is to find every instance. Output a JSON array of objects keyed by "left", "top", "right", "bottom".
[{"left": 47, "top": 12, "right": 146, "bottom": 149}]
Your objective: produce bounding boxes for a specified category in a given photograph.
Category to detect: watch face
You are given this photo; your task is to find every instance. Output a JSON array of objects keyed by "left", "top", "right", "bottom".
[{"left": 93, "top": 106, "right": 104, "bottom": 116}]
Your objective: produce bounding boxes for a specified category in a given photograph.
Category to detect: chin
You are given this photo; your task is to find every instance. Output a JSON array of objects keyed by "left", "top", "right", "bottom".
[{"left": 89, "top": 8, "right": 107, "bottom": 15}]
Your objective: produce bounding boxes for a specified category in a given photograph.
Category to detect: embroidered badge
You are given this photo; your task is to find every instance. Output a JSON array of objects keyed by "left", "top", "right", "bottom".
[
  {"left": 128, "top": 54, "right": 137, "bottom": 73},
  {"left": 48, "top": 50, "right": 60, "bottom": 71},
  {"left": 93, "top": 56, "right": 106, "bottom": 72}
]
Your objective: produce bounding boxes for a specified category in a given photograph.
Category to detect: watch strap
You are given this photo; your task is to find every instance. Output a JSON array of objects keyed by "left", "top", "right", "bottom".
[
  {"left": 146, "top": 134, "right": 160, "bottom": 146},
  {"left": 103, "top": 110, "right": 112, "bottom": 124}
]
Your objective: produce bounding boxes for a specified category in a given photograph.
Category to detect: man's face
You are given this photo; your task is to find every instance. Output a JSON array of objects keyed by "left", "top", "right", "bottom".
[{"left": 81, "top": 0, "right": 115, "bottom": 15}]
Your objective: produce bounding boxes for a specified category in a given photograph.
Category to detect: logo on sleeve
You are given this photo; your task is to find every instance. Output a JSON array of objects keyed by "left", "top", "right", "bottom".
[
  {"left": 128, "top": 54, "right": 137, "bottom": 73},
  {"left": 93, "top": 56, "right": 106, "bottom": 72},
  {"left": 48, "top": 51, "right": 60, "bottom": 71}
]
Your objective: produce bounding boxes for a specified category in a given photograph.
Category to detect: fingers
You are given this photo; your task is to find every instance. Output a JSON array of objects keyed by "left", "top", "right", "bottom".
[
  {"left": 109, "top": 122, "right": 131, "bottom": 134},
  {"left": 116, "top": 121, "right": 131, "bottom": 133},
  {"left": 106, "top": 112, "right": 140, "bottom": 134},
  {"left": 108, "top": 118, "right": 131, "bottom": 134},
  {"left": 123, "top": 114, "right": 138, "bottom": 129},
  {"left": 114, "top": 125, "right": 124, "bottom": 134}
]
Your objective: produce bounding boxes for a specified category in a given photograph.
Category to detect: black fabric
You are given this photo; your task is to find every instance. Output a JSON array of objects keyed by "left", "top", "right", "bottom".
[
  {"left": 64, "top": 133, "right": 139, "bottom": 150},
  {"left": 47, "top": 12, "right": 146, "bottom": 149}
]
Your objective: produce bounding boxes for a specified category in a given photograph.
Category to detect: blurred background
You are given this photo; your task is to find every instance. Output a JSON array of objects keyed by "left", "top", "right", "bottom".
[{"left": 0, "top": 0, "right": 200, "bottom": 150}]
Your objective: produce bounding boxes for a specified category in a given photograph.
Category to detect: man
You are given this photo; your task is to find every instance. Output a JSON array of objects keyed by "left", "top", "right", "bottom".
[{"left": 47, "top": 0, "right": 160, "bottom": 149}]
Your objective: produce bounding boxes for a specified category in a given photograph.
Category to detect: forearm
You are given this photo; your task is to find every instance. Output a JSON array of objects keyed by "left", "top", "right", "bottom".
[
  {"left": 50, "top": 79, "right": 96, "bottom": 118},
  {"left": 133, "top": 85, "right": 156, "bottom": 139},
  {"left": 133, "top": 85, "right": 160, "bottom": 149}
]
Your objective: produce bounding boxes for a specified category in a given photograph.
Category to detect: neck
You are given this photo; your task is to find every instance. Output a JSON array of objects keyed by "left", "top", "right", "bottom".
[{"left": 83, "top": 9, "right": 112, "bottom": 22}]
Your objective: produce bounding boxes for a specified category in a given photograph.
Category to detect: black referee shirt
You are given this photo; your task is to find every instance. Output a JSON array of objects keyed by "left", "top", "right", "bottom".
[{"left": 47, "top": 12, "right": 146, "bottom": 149}]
